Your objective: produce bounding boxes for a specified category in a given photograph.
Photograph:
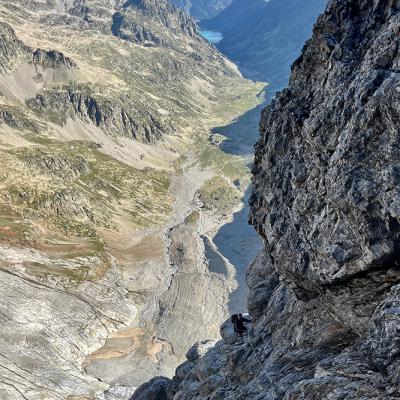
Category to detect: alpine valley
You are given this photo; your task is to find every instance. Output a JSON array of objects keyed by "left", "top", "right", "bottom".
[
  {"left": 5, "top": 1, "right": 391, "bottom": 400},
  {"left": 0, "top": 0, "right": 265, "bottom": 398}
]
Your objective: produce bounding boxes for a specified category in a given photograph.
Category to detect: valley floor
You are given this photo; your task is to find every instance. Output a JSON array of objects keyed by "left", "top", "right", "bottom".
[
  {"left": 0, "top": 62, "right": 266, "bottom": 398},
  {"left": 83, "top": 83, "right": 266, "bottom": 394}
]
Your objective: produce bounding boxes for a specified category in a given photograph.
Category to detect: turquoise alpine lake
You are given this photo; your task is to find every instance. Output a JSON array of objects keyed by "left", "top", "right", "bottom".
[{"left": 200, "top": 30, "right": 223, "bottom": 44}]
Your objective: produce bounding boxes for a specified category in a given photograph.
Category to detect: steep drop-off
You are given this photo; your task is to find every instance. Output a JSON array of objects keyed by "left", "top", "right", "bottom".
[{"left": 133, "top": 0, "right": 400, "bottom": 399}]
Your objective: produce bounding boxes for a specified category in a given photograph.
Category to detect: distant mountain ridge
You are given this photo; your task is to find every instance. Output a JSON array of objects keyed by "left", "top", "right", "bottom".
[
  {"left": 112, "top": 0, "right": 199, "bottom": 46},
  {"left": 202, "top": 0, "right": 327, "bottom": 89}
]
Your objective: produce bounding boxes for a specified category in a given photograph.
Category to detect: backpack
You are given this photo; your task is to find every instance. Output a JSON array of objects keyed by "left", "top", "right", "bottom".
[{"left": 231, "top": 314, "right": 238, "bottom": 323}]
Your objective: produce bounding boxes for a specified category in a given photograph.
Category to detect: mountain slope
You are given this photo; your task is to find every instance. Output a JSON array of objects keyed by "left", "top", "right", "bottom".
[
  {"left": 202, "top": 0, "right": 327, "bottom": 89},
  {"left": 171, "top": 0, "right": 232, "bottom": 20},
  {"left": 0, "top": 1, "right": 264, "bottom": 398},
  {"left": 132, "top": 0, "right": 400, "bottom": 399}
]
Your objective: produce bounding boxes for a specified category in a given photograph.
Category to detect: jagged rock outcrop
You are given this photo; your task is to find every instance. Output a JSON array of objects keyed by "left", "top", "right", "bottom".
[
  {"left": 0, "top": 21, "right": 30, "bottom": 74},
  {"left": 251, "top": 0, "right": 400, "bottom": 296},
  {"left": 26, "top": 85, "right": 169, "bottom": 142},
  {"left": 0, "top": 105, "right": 39, "bottom": 131},
  {"left": 130, "top": 376, "right": 174, "bottom": 400},
  {"left": 32, "top": 49, "right": 76, "bottom": 69},
  {"left": 0, "top": 21, "right": 75, "bottom": 74},
  {"left": 133, "top": 1, "right": 400, "bottom": 399},
  {"left": 112, "top": 0, "right": 198, "bottom": 47}
]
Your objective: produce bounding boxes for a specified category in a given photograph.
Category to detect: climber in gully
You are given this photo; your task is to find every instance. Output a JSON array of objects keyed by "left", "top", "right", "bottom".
[{"left": 231, "top": 313, "right": 252, "bottom": 336}]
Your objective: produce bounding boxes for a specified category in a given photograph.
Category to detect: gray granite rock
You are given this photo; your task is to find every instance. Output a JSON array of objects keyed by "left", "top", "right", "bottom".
[
  {"left": 250, "top": 0, "right": 400, "bottom": 296},
  {"left": 129, "top": 377, "right": 174, "bottom": 400},
  {"left": 186, "top": 340, "right": 218, "bottom": 362},
  {"left": 0, "top": 21, "right": 30, "bottom": 74}
]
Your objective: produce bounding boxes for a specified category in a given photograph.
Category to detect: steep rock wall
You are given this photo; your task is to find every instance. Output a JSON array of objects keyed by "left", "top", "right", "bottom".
[
  {"left": 132, "top": 1, "right": 400, "bottom": 399},
  {"left": 250, "top": 0, "right": 400, "bottom": 298}
]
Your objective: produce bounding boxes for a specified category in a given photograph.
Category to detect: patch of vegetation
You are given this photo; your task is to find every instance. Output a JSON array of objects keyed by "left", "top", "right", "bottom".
[
  {"left": 199, "top": 176, "right": 241, "bottom": 215},
  {"left": 213, "top": 80, "right": 266, "bottom": 123},
  {"left": 0, "top": 220, "right": 31, "bottom": 242},
  {"left": 30, "top": 261, "right": 92, "bottom": 283},
  {"left": 173, "top": 153, "right": 189, "bottom": 175},
  {"left": 184, "top": 210, "right": 200, "bottom": 224},
  {"left": 209, "top": 133, "right": 228, "bottom": 144},
  {"left": 0, "top": 204, "right": 34, "bottom": 244},
  {"left": 198, "top": 139, "right": 250, "bottom": 182},
  {"left": 1, "top": 141, "right": 172, "bottom": 251}
]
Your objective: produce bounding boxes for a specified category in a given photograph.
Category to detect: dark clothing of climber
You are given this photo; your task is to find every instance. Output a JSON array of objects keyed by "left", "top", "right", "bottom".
[{"left": 232, "top": 313, "right": 251, "bottom": 336}]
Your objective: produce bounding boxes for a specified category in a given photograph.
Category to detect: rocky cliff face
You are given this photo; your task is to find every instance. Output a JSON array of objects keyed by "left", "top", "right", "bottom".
[{"left": 133, "top": 1, "right": 400, "bottom": 399}]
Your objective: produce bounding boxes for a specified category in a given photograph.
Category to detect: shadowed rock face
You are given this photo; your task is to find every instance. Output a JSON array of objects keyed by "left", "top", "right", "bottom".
[
  {"left": 250, "top": 0, "right": 400, "bottom": 297},
  {"left": 32, "top": 49, "right": 77, "bottom": 69},
  {"left": 133, "top": 1, "right": 400, "bottom": 399}
]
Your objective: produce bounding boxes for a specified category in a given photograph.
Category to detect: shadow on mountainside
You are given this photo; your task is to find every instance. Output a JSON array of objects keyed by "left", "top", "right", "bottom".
[
  {"left": 213, "top": 186, "right": 262, "bottom": 313},
  {"left": 213, "top": 98, "right": 265, "bottom": 156},
  {"left": 209, "top": 97, "right": 266, "bottom": 313}
]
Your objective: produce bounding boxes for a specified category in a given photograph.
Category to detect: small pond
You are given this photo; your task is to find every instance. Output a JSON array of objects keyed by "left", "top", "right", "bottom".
[{"left": 200, "top": 30, "right": 223, "bottom": 44}]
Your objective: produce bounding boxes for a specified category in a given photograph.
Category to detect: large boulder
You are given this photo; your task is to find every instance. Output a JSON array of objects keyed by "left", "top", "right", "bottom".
[
  {"left": 129, "top": 377, "right": 174, "bottom": 400},
  {"left": 186, "top": 340, "right": 218, "bottom": 362}
]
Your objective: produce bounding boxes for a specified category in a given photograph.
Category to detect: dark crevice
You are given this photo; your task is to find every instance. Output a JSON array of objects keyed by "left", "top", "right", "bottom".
[{"left": 111, "top": 12, "right": 124, "bottom": 36}]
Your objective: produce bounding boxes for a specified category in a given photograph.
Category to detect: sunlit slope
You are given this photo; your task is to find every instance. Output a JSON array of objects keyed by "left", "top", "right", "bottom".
[
  {"left": 0, "top": 0, "right": 247, "bottom": 249},
  {"left": 0, "top": 0, "right": 265, "bottom": 398}
]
